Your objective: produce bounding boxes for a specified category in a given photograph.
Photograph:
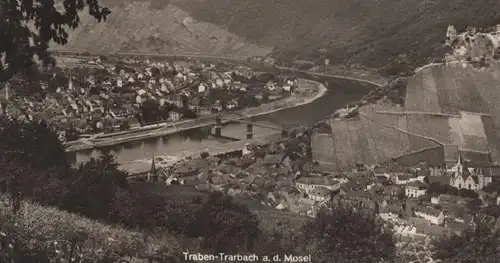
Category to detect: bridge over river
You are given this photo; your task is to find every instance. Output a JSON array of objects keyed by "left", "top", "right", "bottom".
[
  {"left": 65, "top": 63, "right": 376, "bottom": 166},
  {"left": 65, "top": 111, "right": 296, "bottom": 153}
]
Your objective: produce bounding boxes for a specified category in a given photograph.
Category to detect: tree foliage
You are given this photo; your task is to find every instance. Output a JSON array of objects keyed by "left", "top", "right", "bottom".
[
  {"left": 298, "top": 204, "right": 396, "bottom": 263},
  {"left": 188, "top": 192, "right": 261, "bottom": 253},
  {"left": 0, "top": 0, "right": 110, "bottom": 82},
  {"left": 432, "top": 223, "right": 500, "bottom": 263}
]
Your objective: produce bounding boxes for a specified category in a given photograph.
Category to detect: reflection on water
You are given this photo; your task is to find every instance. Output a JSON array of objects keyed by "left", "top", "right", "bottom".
[
  {"left": 71, "top": 74, "right": 374, "bottom": 165},
  {"left": 72, "top": 122, "right": 278, "bottom": 165}
]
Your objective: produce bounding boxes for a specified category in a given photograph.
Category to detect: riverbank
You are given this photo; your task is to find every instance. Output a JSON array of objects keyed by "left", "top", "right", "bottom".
[
  {"left": 116, "top": 79, "right": 326, "bottom": 174},
  {"left": 240, "top": 78, "right": 326, "bottom": 117},
  {"left": 274, "top": 65, "right": 386, "bottom": 87},
  {"left": 66, "top": 78, "right": 326, "bottom": 152}
]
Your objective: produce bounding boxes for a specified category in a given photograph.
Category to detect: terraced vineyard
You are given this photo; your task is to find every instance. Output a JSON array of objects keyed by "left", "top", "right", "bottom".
[
  {"left": 56, "top": 2, "right": 272, "bottom": 57},
  {"left": 315, "top": 61, "right": 500, "bottom": 168}
]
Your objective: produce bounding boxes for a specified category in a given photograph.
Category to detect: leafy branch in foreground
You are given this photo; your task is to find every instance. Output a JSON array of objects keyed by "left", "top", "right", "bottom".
[{"left": 0, "top": 0, "right": 111, "bottom": 82}]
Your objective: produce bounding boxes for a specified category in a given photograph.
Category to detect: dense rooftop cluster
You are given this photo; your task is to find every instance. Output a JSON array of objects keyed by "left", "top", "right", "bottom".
[{"left": 0, "top": 57, "right": 299, "bottom": 141}]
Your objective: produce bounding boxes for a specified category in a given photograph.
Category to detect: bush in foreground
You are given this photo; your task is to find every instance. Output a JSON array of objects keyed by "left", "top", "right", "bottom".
[{"left": 0, "top": 196, "right": 192, "bottom": 263}]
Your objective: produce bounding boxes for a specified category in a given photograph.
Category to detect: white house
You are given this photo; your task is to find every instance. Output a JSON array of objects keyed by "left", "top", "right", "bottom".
[
  {"left": 198, "top": 83, "right": 207, "bottom": 93},
  {"left": 414, "top": 206, "right": 445, "bottom": 225},
  {"left": 266, "top": 81, "right": 276, "bottom": 91},
  {"left": 215, "top": 79, "right": 224, "bottom": 88},
  {"left": 308, "top": 187, "right": 330, "bottom": 202},
  {"left": 405, "top": 181, "right": 427, "bottom": 198},
  {"left": 296, "top": 177, "right": 346, "bottom": 194},
  {"left": 242, "top": 143, "right": 252, "bottom": 156},
  {"left": 393, "top": 173, "right": 420, "bottom": 185}
]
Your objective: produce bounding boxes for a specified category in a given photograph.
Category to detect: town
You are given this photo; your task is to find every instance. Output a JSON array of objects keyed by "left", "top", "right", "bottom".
[
  {"left": 146, "top": 125, "right": 500, "bottom": 246},
  {"left": 0, "top": 55, "right": 299, "bottom": 142}
]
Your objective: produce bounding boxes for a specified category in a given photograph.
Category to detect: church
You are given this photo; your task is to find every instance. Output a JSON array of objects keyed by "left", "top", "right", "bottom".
[{"left": 449, "top": 153, "right": 493, "bottom": 191}]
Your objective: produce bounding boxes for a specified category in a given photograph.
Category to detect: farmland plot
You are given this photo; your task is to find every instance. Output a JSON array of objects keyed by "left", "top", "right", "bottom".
[
  {"left": 330, "top": 120, "right": 357, "bottom": 168},
  {"left": 311, "top": 134, "right": 337, "bottom": 166},
  {"left": 419, "top": 67, "right": 443, "bottom": 113},
  {"left": 404, "top": 74, "right": 423, "bottom": 112},
  {"left": 480, "top": 115, "right": 500, "bottom": 161},
  {"left": 458, "top": 112, "right": 489, "bottom": 152},
  {"left": 361, "top": 114, "right": 411, "bottom": 163},
  {"left": 470, "top": 63, "right": 500, "bottom": 127},
  {"left": 431, "top": 65, "right": 461, "bottom": 115},
  {"left": 453, "top": 68, "right": 489, "bottom": 114},
  {"left": 346, "top": 118, "right": 376, "bottom": 164},
  {"left": 405, "top": 115, "right": 452, "bottom": 144}
]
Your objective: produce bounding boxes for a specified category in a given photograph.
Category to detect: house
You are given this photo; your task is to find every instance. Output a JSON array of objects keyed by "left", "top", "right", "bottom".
[
  {"left": 295, "top": 176, "right": 345, "bottom": 194},
  {"left": 242, "top": 143, "right": 252, "bottom": 156},
  {"left": 337, "top": 190, "right": 378, "bottom": 211},
  {"left": 393, "top": 173, "right": 420, "bottom": 185},
  {"left": 373, "top": 166, "right": 390, "bottom": 178},
  {"left": 414, "top": 206, "right": 445, "bottom": 225},
  {"left": 198, "top": 83, "right": 207, "bottom": 93},
  {"left": 378, "top": 204, "right": 402, "bottom": 221},
  {"left": 168, "top": 109, "right": 182, "bottom": 122},
  {"left": 405, "top": 181, "right": 427, "bottom": 198},
  {"left": 308, "top": 187, "right": 331, "bottom": 202},
  {"left": 266, "top": 81, "right": 276, "bottom": 91}
]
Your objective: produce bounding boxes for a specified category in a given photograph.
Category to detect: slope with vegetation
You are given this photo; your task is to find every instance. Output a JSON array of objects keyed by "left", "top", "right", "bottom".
[
  {"left": 57, "top": 0, "right": 272, "bottom": 57},
  {"left": 313, "top": 24, "right": 500, "bottom": 170},
  {"left": 175, "top": 0, "right": 500, "bottom": 71}
]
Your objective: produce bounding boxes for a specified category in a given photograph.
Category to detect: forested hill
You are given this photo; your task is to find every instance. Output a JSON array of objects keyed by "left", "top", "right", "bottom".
[
  {"left": 59, "top": 0, "right": 500, "bottom": 71},
  {"left": 174, "top": 0, "right": 500, "bottom": 69}
]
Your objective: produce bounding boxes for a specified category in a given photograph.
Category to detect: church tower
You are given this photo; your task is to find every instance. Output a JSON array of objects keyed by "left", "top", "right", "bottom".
[{"left": 455, "top": 153, "right": 464, "bottom": 175}]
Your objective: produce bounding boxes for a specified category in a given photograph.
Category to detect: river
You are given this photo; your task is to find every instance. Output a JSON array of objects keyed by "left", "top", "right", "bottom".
[{"left": 68, "top": 71, "right": 375, "bottom": 165}]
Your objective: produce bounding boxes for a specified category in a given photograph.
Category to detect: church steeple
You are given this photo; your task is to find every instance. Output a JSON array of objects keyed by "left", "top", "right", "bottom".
[{"left": 456, "top": 152, "right": 464, "bottom": 174}]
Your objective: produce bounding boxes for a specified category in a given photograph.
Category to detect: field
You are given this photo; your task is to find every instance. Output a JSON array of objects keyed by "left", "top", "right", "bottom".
[
  {"left": 312, "top": 105, "right": 441, "bottom": 170},
  {"left": 405, "top": 68, "right": 442, "bottom": 113}
]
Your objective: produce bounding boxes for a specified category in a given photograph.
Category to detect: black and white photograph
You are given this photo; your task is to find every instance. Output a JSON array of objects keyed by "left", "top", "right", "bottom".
[{"left": 1, "top": 1, "right": 500, "bottom": 262}]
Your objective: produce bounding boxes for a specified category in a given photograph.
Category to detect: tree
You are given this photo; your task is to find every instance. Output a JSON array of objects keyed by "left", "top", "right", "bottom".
[
  {"left": 466, "top": 198, "right": 482, "bottom": 213},
  {"left": 427, "top": 182, "right": 446, "bottom": 195},
  {"left": 297, "top": 204, "right": 396, "bottom": 263},
  {"left": 140, "top": 99, "right": 160, "bottom": 123},
  {"left": 432, "top": 223, "right": 500, "bottom": 263},
  {"left": 458, "top": 188, "right": 478, "bottom": 199},
  {"left": 200, "top": 151, "right": 210, "bottom": 159},
  {"left": 59, "top": 155, "right": 129, "bottom": 220},
  {"left": 187, "top": 192, "right": 261, "bottom": 253},
  {"left": 0, "top": 0, "right": 111, "bottom": 82}
]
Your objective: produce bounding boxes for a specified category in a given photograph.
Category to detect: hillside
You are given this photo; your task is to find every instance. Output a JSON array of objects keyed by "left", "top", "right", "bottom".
[
  {"left": 312, "top": 26, "right": 500, "bottom": 170},
  {"left": 175, "top": 0, "right": 500, "bottom": 69},
  {"left": 57, "top": 1, "right": 272, "bottom": 57},
  {"left": 56, "top": 0, "right": 500, "bottom": 70}
]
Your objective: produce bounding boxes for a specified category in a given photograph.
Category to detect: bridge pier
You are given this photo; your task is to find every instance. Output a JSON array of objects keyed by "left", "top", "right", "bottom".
[
  {"left": 215, "top": 116, "right": 222, "bottom": 137},
  {"left": 246, "top": 123, "right": 253, "bottom": 139}
]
